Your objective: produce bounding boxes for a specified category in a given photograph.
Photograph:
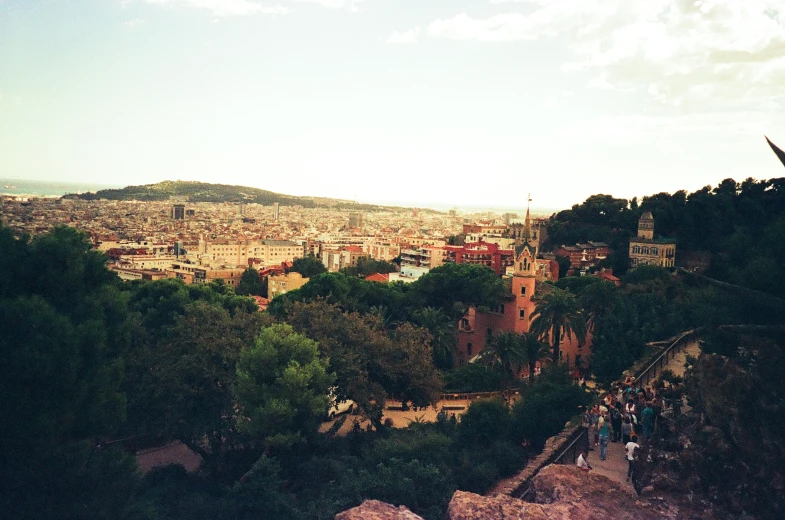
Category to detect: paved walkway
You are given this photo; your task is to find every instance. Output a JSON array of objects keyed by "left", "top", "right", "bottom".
[
  {"left": 585, "top": 440, "right": 634, "bottom": 492},
  {"left": 667, "top": 340, "right": 701, "bottom": 378},
  {"left": 584, "top": 339, "right": 702, "bottom": 488}
]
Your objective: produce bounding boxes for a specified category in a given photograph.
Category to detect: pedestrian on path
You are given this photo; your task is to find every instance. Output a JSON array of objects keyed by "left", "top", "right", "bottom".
[
  {"left": 625, "top": 435, "right": 640, "bottom": 482},
  {"left": 611, "top": 406, "right": 623, "bottom": 443},
  {"left": 598, "top": 413, "right": 610, "bottom": 461},
  {"left": 641, "top": 402, "right": 655, "bottom": 441}
]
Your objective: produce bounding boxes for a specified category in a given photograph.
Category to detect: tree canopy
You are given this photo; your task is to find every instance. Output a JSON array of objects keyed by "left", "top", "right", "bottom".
[
  {"left": 233, "top": 324, "right": 334, "bottom": 454},
  {"left": 289, "top": 255, "right": 327, "bottom": 278}
]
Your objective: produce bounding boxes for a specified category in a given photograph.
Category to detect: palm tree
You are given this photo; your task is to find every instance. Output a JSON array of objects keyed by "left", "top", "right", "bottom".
[
  {"left": 520, "top": 332, "right": 551, "bottom": 381},
  {"left": 413, "top": 307, "right": 457, "bottom": 370},
  {"left": 478, "top": 331, "right": 527, "bottom": 382},
  {"left": 579, "top": 280, "right": 617, "bottom": 332},
  {"left": 530, "top": 290, "right": 587, "bottom": 363}
]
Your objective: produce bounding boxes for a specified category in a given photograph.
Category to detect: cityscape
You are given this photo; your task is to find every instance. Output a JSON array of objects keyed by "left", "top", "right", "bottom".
[{"left": 3, "top": 1, "right": 785, "bottom": 520}]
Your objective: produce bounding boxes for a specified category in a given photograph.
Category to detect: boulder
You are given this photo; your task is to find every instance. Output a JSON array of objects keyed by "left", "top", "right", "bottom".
[
  {"left": 447, "top": 465, "right": 710, "bottom": 520},
  {"left": 336, "top": 465, "right": 720, "bottom": 520},
  {"left": 334, "top": 500, "right": 424, "bottom": 520}
]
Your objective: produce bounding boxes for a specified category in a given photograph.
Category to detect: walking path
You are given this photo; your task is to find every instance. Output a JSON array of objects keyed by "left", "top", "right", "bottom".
[
  {"left": 584, "top": 339, "right": 701, "bottom": 489},
  {"left": 586, "top": 441, "right": 633, "bottom": 492}
]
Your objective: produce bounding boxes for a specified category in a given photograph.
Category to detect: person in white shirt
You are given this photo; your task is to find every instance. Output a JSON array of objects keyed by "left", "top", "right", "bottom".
[
  {"left": 625, "top": 435, "right": 640, "bottom": 482},
  {"left": 576, "top": 449, "right": 593, "bottom": 472}
]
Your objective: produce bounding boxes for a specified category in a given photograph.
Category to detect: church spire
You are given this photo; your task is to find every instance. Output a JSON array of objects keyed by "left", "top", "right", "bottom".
[{"left": 523, "top": 193, "right": 532, "bottom": 241}]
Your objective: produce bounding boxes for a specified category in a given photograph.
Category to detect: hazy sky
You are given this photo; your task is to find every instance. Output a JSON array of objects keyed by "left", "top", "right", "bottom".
[{"left": 1, "top": 0, "right": 784, "bottom": 210}]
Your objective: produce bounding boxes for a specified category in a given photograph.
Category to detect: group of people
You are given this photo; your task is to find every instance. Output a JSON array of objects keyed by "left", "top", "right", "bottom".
[{"left": 578, "top": 376, "right": 680, "bottom": 483}]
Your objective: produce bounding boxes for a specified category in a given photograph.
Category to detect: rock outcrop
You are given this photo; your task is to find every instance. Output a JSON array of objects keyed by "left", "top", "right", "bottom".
[
  {"left": 449, "top": 465, "right": 715, "bottom": 520},
  {"left": 335, "top": 465, "right": 719, "bottom": 519},
  {"left": 334, "top": 500, "right": 424, "bottom": 520}
]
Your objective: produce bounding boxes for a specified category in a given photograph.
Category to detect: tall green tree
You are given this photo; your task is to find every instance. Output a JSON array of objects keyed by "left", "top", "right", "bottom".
[
  {"left": 0, "top": 226, "right": 139, "bottom": 520},
  {"left": 520, "top": 332, "right": 551, "bottom": 381},
  {"left": 530, "top": 290, "right": 587, "bottom": 363},
  {"left": 477, "top": 331, "right": 527, "bottom": 383},
  {"left": 289, "top": 254, "right": 326, "bottom": 278},
  {"left": 233, "top": 324, "right": 334, "bottom": 455},
  {"left": 236, "top": 267, "right": 267, "bottom": 296},
  {"left": 407, "top": 263, "right": 505, "bottom": 320},
  {"left": 578, "top": 280, "right": 618, "bottom": 332},
  {"left": 412, "top": 307, "right": 457, "bottom": 370},
  {"left": 341, "top": 257, "right": 398, "bottom": 278},
  {"left": 123, "top": 300, "right": 270, "bottom": 469},
  {"left": 379, "top": 323, "right": 443, "bottom": 407}
]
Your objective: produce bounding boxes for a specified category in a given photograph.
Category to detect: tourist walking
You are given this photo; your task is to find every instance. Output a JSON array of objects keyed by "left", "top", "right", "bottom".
[
  {"left": 641, "top": 402, "right": 655, "bottom": 441},
  {"left": 598, "top": 413, "right": 610, "bottom": 461},
  {"left": 621, "top": 416, "right": 632, "bottom": 445},
  {"left": 625, "top": 435, "right": 640, "bottom": 482},
  {"left": 611, "top": 406, "right": 623, "bottom": 443}
]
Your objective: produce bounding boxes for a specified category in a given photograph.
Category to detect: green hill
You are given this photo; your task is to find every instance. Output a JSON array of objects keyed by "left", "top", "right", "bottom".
[{"left": 63, "top": 180, "right": 376, "bottom": 209}]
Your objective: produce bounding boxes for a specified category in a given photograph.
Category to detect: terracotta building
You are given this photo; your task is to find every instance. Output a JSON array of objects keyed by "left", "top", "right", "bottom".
[{"left": 456, "top": 243, "right": 589, "bottom": 372}]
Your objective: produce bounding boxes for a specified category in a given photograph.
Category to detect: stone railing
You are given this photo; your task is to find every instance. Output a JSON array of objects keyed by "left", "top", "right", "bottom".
[
  {"left": 634, "top": 328, "right": 701, "bottom": 387},
  {"left": 490, "top": 422, "right": 585, "bottom": 498}
]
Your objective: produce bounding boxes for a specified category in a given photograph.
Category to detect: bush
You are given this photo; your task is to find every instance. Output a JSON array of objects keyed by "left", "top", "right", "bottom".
[{"left": 443, "top": 364, "right": 503, "bottom": 393}]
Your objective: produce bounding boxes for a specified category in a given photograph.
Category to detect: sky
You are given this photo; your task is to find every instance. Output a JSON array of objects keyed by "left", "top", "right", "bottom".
[{"left": 1, "top": 0, "right": 784, "bottom": 211}]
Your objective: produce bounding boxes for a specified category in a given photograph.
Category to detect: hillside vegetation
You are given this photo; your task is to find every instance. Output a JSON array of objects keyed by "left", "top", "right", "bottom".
[{"left": 63, "top": 180, "right": 392, "bottom": 210}]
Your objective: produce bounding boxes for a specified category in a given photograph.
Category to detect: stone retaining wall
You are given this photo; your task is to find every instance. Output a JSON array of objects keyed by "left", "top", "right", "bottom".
[{"left": 488, "top": 423, "right": 584, "bottom": 497}]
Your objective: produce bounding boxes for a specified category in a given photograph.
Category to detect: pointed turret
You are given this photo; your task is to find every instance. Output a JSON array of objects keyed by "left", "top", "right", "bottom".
[
  {"left": 514, "top": 240, "right": 537, "bottom": 277},
  {"left": 523, "top": 193, "right": 532, "bottom": 241}
]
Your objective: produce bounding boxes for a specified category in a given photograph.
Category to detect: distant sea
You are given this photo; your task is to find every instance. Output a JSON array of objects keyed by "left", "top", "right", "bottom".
[{"left": 0, "top": 178, "right": 122, "bottom": 198}]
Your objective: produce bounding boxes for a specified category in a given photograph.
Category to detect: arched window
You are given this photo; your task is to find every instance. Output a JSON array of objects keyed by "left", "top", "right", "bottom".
[
  {"left": 641, "top": 247, "right": 650, "bottom": 254},
  {"left": 651, "top": 247, "right": 658, "bottom": 255},
  {"left": 632, "top": 246, "right": 641, "bottom": 254}
]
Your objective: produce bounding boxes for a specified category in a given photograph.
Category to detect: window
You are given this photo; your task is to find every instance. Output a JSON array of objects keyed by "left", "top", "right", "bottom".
[
  {"left": 467, "top": 343, "right": 473, "bottom": 357},
  {"left": 632, "top": 246, "right": 641, "bottom": 254},
  {"left": 519, "top": 310, "right": 525, "bottom": 319},
  {"left": 520, "top": 286, "right": 527, "bottom": 296},
  {"left": 651, "top": 247, "right": 658, "bottom": 255},
  {"left": 641, "top": 247, "right": 650, "bottom": 254}
]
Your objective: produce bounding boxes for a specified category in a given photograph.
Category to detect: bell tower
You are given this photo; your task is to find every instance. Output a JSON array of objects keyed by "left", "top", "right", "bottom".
[
  {"left": 512, "top": 241, "right": 537, "bottom": 333},
  {"left": 638, "top": 212, "right": 654, "bottom": 240}
]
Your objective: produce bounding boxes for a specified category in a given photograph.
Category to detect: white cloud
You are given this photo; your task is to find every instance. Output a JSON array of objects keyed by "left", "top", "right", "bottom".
[
  {"left": 142, "top": 0, "right": 288, "bottom": 17},
  {"left": 291, "top": 0, "right": 364, "bottom": 12},
  {"left": 125, "top": 18, "right": 146, "bottom": 28},
  {"left": 387, "top": 27, "right": 419, "bottom": 44},
  {"left": 416, "top": 1, "right": 785, "bottom": 112}
]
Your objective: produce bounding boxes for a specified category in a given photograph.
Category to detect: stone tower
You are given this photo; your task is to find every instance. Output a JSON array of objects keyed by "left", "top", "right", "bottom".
[{"left": 638, "top": 212, "right": 654, "bottom": 240}]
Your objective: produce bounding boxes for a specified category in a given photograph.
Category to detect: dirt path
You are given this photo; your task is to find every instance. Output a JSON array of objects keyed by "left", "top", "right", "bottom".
[{"left": 320, "top": 399, "right": 473, "bottom": 435}]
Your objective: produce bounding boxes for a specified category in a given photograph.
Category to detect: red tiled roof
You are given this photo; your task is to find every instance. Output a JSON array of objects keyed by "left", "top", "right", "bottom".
[{"left": 365, "top": 273, "right": 389, "bottom": 283}]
